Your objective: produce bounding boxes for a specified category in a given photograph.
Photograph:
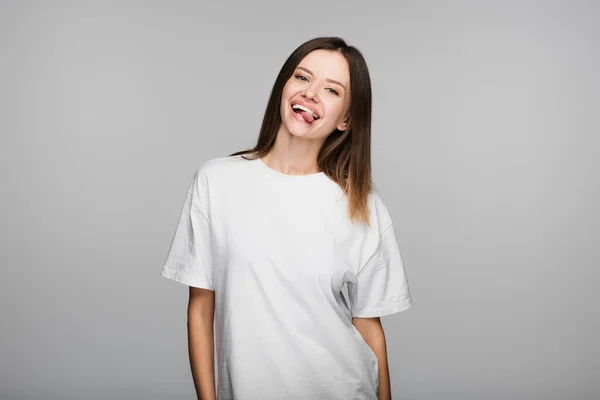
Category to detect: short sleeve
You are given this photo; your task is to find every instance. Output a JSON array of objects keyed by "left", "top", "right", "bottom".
[
  {"left": 348, "top": 223, "right": 413, "bottom": 318},
  {"left": 161, "top": 168, "right": 215, "bottom": 290}
]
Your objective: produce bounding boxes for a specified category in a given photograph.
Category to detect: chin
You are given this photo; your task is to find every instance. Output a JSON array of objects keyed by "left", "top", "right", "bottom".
[{"left": 286, "top": 125, "right": 310, "bottom": 138}]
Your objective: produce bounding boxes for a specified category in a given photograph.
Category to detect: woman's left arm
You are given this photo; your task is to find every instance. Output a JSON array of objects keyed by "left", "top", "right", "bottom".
[{"left": 352, "top": 317, "right": 392, "bottom": 400}]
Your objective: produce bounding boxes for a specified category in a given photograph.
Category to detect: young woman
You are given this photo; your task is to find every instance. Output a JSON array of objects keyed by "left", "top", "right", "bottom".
[{"left": 161, "top": 36, "right": 413, "bottom": 400}]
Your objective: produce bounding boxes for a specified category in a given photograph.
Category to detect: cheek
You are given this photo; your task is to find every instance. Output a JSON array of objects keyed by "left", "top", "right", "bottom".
[
  {"left": 280, "top": 88, "right": 294, "bottom": 108},
  {"left": 281, "top": 80, "right": 296, "bottom": 96},
  {"left": 280, "top": 86, "right": 292, "bottom": 105},
  {"left": 324, "top": 102, "right": 345, "bottom": 123}
]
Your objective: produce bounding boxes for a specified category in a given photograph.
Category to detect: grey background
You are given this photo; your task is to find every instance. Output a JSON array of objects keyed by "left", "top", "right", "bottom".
[{"left": 1, "top": 1, "right": 598, "bottom": 399}]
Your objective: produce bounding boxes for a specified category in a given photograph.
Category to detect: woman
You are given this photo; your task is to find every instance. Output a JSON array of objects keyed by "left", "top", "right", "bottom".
[{"left": 161, "top": 36, "right": 413, "bottom": 400}]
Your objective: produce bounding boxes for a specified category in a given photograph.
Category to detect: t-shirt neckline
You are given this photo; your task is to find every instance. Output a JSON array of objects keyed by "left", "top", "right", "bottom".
[{"left": 255, "top": 156, "right": 326, "bottom": 180}]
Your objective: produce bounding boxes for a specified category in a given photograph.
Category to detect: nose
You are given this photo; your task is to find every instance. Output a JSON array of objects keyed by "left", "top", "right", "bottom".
[{"left": 302, "top": 82, "right": 319, "bottom": 102}]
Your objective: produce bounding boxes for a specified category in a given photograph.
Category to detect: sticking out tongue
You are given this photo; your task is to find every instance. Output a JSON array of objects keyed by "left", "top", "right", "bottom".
[{"left": 299, "top": 110, "right": 314, "bottom": 123}]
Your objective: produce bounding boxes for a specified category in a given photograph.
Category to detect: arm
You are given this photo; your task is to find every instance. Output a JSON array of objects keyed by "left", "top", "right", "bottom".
[
  {"left": 188, "top": 287, "right": 217, "bottom": 400},
  {"left": 352, "top": 316, "right": 392, "bottom": 400}
]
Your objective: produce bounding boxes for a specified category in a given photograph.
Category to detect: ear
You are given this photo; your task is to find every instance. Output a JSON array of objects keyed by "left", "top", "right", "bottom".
[{"left": 337, "top": 113, "right": 351, "bottom": 132}]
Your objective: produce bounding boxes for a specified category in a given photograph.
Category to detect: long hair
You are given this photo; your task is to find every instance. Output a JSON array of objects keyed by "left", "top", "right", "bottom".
[{"left": 229, "top": 37, "right": 374, "bottom": 225}]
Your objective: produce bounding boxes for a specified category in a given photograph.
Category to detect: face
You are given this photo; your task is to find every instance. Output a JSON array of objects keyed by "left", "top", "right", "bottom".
[{"left": 279, "top": 49, "right": 351, "bottom": 140}]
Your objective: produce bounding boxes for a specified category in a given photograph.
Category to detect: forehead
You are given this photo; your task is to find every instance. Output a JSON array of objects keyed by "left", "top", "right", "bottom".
[{"left": 296, "top": 50, "right": 350, "bottom": 84}]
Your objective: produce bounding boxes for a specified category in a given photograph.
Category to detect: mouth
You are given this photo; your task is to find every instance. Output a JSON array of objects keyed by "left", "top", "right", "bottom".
[{"left": 291, "top": 103, "right": 320, "bottom": 124}]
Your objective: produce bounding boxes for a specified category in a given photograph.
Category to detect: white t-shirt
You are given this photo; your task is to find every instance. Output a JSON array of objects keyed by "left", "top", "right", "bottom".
[{"left": 161, "top": 154, "right": 412, "bottom": 400}]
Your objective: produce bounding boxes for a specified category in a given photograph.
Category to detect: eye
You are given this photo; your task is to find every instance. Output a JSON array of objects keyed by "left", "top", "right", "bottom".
[
  {"left": 295, "top": 74, "right": 308, "bottom": 82},
  {"left": 326, "top": 88, "right": 340, "bottom": 96}
]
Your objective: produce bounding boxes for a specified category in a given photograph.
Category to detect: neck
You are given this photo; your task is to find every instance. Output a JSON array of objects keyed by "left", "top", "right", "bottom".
[{"left": 262, "top": 126, "right": 326, "bottom": 175}]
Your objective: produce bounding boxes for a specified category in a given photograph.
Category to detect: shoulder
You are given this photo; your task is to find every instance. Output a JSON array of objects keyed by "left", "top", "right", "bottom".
[
  {"left": 192, "top": 154, "right": 250, "bottom": 184},
  {"left": 196, "top": 154, "right": 248, "bottom": 175},
  {"left": 185, "top": 155, "right": 250, "bottom": 208}
]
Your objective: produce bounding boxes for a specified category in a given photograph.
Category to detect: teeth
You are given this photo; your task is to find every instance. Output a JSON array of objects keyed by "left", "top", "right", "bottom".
[{"left": 292, "top": 104, "right": 319, "bottom": 120}]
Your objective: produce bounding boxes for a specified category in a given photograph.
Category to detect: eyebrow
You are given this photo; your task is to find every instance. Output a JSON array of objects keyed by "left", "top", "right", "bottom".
[{"left": 296, "top": 66, "right": 347, "bottom": 90}]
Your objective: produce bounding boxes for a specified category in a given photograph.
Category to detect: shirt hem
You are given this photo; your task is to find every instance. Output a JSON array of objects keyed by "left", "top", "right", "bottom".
[
  {"left": 351, "top": 298, "right": 412, "bottom": 318},
  {"left": 161, "top": 266, "right": 215, "bottom": 291}
]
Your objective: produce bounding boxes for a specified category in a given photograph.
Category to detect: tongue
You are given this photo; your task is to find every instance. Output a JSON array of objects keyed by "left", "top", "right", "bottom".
[{"left": 300, "top": 110, "right": 314, "bottom": 123}]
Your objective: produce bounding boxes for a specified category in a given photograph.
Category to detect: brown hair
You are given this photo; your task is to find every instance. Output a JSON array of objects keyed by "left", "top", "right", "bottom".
[{"left": 229, "top": 37, "right": 375, "bottom": 225}]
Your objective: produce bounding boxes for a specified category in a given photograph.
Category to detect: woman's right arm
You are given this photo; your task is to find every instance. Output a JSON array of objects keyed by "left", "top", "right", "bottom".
[{"left": 187, "top": 287, "right": 216, "bottom": 400}]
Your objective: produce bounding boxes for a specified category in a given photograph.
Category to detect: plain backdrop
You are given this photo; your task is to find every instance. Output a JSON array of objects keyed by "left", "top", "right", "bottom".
[{"left": 1, "top": 1, "right": 598, "bottom": 399}]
